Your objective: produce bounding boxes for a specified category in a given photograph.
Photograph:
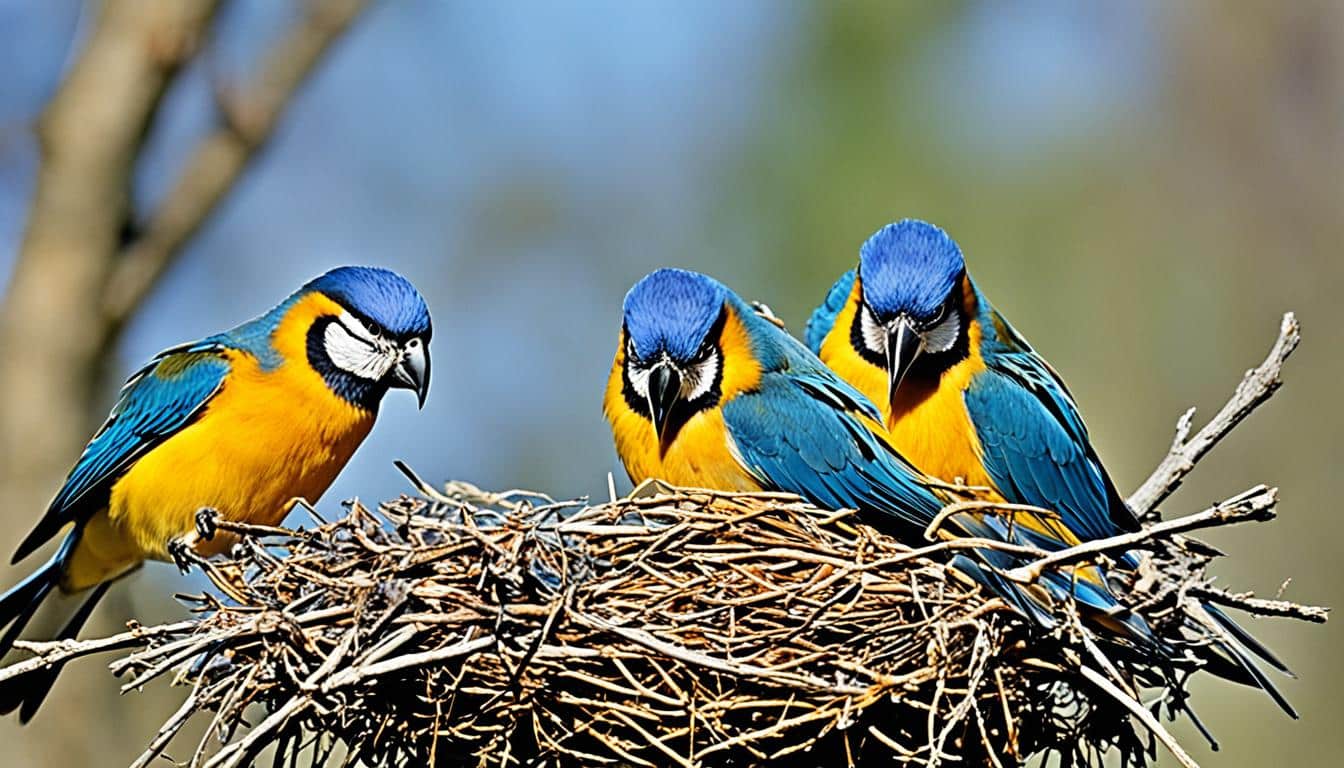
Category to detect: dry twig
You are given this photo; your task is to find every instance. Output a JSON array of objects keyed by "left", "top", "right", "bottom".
[{"left": 1129, "top": 313, "right": 1301, "bottom": 516}]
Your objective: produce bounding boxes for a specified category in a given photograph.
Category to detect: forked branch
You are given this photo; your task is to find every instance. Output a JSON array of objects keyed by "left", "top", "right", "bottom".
[{"left": 1129, "top": 313, "right": 1300, "bottom": 516}]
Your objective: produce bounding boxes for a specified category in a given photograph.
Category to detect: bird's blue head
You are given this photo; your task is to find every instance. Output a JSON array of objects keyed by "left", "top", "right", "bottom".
[
  {"left": 622, "top": 268, "right": 728, "bottom": 363},
  {"left": 306, "top": 266, "right": 432, "bottom": 342},
  {"left": 302, "top": 266, "right": 433, "bottom": 410},
  {"left": 858, "top": 220, "right": 965, "bottom": 323},
  {"left": 618, "top": 268, "right": 733, "bottom": 452},
  {"left": 851, "top": 220, "right": 971, "bottom": 403}
]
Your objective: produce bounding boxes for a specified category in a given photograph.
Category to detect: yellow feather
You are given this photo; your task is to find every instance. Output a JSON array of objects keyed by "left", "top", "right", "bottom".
[
  {"left": 603, "top": 304, "right": 764, "bottom": 492},
  {"left": 817, "top": 275, "right": 993, "bottom": 490},
  {"left": 62, "top": 293, "right": 375, "bottom": 591}
]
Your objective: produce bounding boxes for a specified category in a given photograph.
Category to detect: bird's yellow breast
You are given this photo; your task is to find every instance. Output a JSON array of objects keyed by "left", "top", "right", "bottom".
[
  {"left": 65, "top": 294, "right": 375, "bottom": 590},
  {"left": 816, "top": 276, "right": 993, "bottom": 490},
  {"left": 603, "top": 305, "right": 765, "bottom": 492},
  {"left": 606, "top": 401, "right": 763, "bottom": 492}
]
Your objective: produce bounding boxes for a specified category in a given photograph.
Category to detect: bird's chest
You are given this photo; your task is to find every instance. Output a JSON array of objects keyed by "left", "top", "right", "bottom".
[
  {"left": 886, "top": 373, "right": 994, "bottom": 492},
  {"left": 611, "top": 407, "right": 761, "bottom": 492},
  {"left": 109, "top": 359, "right": 375, "bottom": 558}
]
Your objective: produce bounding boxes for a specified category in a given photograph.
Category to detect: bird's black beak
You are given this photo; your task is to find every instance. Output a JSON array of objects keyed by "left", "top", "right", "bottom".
[
  {"left": 391, "top": 340, "right": 431, "bottom": 408},
  {"left": 886, "top": 319, "right": 922, "bottom": 405},
  {"left": 647, "top": 363, "right": 682, "bottom": 452}
]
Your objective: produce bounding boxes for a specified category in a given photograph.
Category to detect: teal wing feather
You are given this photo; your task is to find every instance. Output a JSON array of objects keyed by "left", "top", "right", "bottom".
[
  {"left": 722, "top": 368, "right": 1149, "bottom": 637},
  {"left": 969, "top": 317, "right": 1298, "bottom": 702},
  {"left": 721, "top": 368, "right": 945, "bottom": 532},
  {"left": 12, "top": 342, "right": 231, "bottom": 563},
  {"left": 738, "top": 301, "right": 1153, "bottom": 640},
  {"left": 966, "top": 335, "right": 1138, "bottom": 544},
  {"left": 803, "top": 269, "right": 856, "bottom": 354}
]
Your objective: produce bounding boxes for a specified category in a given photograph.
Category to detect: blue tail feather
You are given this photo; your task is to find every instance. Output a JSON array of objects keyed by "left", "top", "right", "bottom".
[
  {"left": 1211, "top": 633, "right": 1296, "bottom": 718},
  {"left": 0, "top": 581, "right": 110, "bottom": 722},
  {"left": 1190, "top": 604, "right": 1296, "bottom": 718},
  {"left": 0, "top": 531, "right": 86, "bottom": 721},
  {"left": 0, "top": 537, "right": 73, "bottom": 660},
  {"left": 1204, "top": 603, "right": 1292, "bottom": 675}
]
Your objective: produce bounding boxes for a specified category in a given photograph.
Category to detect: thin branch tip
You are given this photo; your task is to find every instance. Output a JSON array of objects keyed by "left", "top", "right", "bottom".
[{"left": 1130, "top": 313, "right": 1301, "bottom": 515}]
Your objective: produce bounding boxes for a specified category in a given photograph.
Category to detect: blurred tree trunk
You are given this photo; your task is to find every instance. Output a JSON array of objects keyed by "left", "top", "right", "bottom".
[
  {"left": 0, "top": 1, "right": 368, "bottom": 763},
  {"left": 0, "top": 0, "right": 220, "bottom": 556}
]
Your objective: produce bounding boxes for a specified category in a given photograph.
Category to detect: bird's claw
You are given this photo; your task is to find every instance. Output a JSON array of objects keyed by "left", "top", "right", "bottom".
[
  {"left": 195, "top": 507, "right": 219, "bottom": 540},
  {"left": 168, "top": 536, "right": 205, "bottom": 575}
]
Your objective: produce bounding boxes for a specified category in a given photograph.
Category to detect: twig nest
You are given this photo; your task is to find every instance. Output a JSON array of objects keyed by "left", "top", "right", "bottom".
[{"left": 101, "top": 478, "right": 1316, "bottom": 768}]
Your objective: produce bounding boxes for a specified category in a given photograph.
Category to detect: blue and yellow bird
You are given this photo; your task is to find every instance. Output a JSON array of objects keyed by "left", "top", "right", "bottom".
[
  {"left": 805, "top": 218, "right": 1294, "bottom": 715},
  {"left": 0, "top": 266, "right": 431, "bottom": 720},
  {"left": 603, "top": 268, "right": 1155, "bottom": 650}
]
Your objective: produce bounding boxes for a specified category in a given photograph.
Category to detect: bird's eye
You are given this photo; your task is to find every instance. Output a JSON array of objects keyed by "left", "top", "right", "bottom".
[
  {"left": 692, "top": 342, "right": 714, "bottom": 364},
  {"left": 917, "top": 302, "right": 950, "bottom": 332},
  {"left": 407, "top": 338, "right": 421, "bottom": 349},
  {"left": 625, "top": 336, "right": 639, "bottom": 363}
]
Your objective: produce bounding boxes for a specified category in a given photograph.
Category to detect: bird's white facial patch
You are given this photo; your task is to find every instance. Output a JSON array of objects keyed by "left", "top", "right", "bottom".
[
  {"left": 859, "top": 304, "right": 886, "bottom": 356},
  {"left": 681, "top": 351, "right": 720, "bottom": 402},
  {"left": 922, "top": 311, "right": 961, "bottom": 354},
  {"left": 858, "top": 304, "right": 960, "bottom": 357},
  {"left": 625, "top": 338, "right": 654, "bottom": 399},
  {"left": 324, "top": 311, "right": 399, "bottom": 380},
  {"left": 625, "top": 342, "right": 721, "bottom": 403}
]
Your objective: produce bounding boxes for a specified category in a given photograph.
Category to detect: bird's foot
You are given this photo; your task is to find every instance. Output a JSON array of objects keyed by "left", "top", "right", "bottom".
[
  {"left": 195, "top": 507, "right": 220, "bottom": 541},
  {"left": 167, "top": 534, "right": 207, "bottom": 575}
]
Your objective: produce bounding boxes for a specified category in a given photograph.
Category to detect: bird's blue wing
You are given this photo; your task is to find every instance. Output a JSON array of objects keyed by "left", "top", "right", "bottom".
[
  {"left": 966, "top": 340, "right": 1138, "bottom": 544},
  {"left": 13, "top": 342, "right": 231, "bottom": 562},
  {"left": 803, "top": 269, "right": 856, "bottom": 354},
  {"left": 726, "top": 369, "right": 1150, "bottom": 640},
  {"left": 721, "top": 369, "right": 945, "bottom": 530}
]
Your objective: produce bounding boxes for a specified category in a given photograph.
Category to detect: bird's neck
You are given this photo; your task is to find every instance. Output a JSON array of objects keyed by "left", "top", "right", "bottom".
[{"left": 273, "top": 292, "right": 387, "bottom": 413}]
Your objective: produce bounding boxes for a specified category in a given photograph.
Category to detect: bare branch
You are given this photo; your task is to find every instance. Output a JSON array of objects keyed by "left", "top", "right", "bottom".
[
  {"left": 1189, "top": 585, "right": 1330, "bottom": 624},
  {"left": 0, "top": 620, "right": 197, "bottom": 684},
  {"left": 1078, "top": 666, "right": 1200, "bottom": 768},
  {"left": 101, "top": 0, "right": 373, "bottom": 332},
  {"left": 0, "top": 0, "right": 222, "bottom": 547},
  {"left": 1005, "top": 485, "right": 1278, "bottom": 584},
  {"left": 1129, "top": 313, "right": 1301, "bottom": 516}
]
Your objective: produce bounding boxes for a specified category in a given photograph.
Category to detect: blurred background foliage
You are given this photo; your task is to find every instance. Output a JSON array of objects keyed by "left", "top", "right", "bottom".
[{"left": 0, "top": 0, "right": 1339, "bottom": 765}]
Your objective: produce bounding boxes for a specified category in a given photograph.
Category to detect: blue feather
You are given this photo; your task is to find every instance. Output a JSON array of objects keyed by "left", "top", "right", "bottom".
[
  {"left": 968, "top": 311, "right": 1140, "bottom": 544},
  {"left": 859, "top": 220, "right": 964, "bottom": 320},
  {"left": 205, "top": 294, "right": 301, "bottom": 371},
  {"left": 803, "top": 268, "right": 855, "bottom": 354},
  {"left": 12, "top": 343, "right": 230, "bottom": 562},
  {"left": 622, "top": 268, "right": 729, "bottom": 362},
  {"left": 722, "top": 375, "right": 944, "bottom": 531},
  {"left": 306, "top": 266, "right": 431, "bottom": 340}
]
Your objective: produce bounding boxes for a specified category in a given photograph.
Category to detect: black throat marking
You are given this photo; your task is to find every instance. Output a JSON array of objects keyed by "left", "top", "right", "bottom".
[{"left": 307, "top": 317, "right": 386, "bottom": 412}]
